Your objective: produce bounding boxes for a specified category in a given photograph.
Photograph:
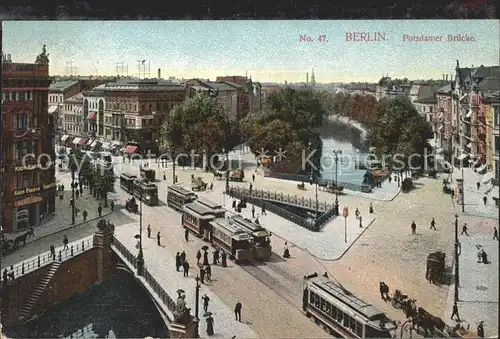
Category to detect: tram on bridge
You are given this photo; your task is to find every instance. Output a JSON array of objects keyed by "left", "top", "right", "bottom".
[
  {"left": 167, "top": 185, "right": 197, "bottom": 212},
  {"left": 302, "top": 273, "right": 397, "bottom": 338},
  {"left": 230, "top": 215, "right": 272, "bottom": 261}
]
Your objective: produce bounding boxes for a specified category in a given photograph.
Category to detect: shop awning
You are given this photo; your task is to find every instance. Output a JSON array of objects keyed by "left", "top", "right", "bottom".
[
  {"left": 60, "top": 135, "right": 69, "bottom": 141},
  {"left": 91, "top": 140, "right": 102, "bottom": 148},
  {"left": 79, "top": 138, "right": 89, "bottom": 145},
  {"left": 457, "top": 153, "right": 469, "bottom": 161},
  {"left": 101, "top": 142, "right": 112, "bottom": 150},
  {"left": 465, "top": 110, "right": 473, "bottom": 118},
  {"left": 88, "top": 112, "right": 96, "bottom": 119},
  {"left": 88, "top": 138, "right": 95, "bottom": 146},
  {"left": 72, "top": 137, "right": 82, "bottom": 145},
  {"left": 125, "top": 145, "right": 138, "bottom": 154},
  {"left": 48, "top": 106, "right": 58, "bottom": 114},
  {"left": 466, "top": 142, "right": 472, "bottom": 149}
]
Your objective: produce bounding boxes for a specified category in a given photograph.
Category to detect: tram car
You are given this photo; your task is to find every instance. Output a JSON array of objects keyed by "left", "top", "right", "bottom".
[
  {"left": 209, "top": 218, "right": 253, "bottom": 262},
  {"left": 132, "top": 179, "right": 159, "bottom": 206},
  {"left": 182, "top": 198, "right": 225, "bottom": 240},
  {"left": 303, "top": 273, "right": 397, "bottom": 338},
  {"left": 230, "top": 215, "right": 272, "bottom": 261},
  {"left": 120, "top": 173, "right": 137, "bottom": 193},
  {"left": 140, "top": 167, "right": 156, "bottom": 181},
  {"left": 167, "top": 185, "right": 197, "bottom": 212}
]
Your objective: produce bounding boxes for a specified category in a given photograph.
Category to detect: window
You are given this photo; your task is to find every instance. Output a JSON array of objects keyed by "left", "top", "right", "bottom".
[
  {"left": 325, "top": 302, "right": 331, "bottom": 315},
  {"left": 355, "top": 321, "right": 363, "bottom": 337},
  {"left": 33, "top": 117, "right": 38, "bottom": 128},
  {"left": 320, "top": 298, "right": 326, "bottom": 312},
  {"left": 23, "top": 175, "right": 29, "bottom": 188},
  {"left": 343, "top": 314, "right": 350, "bottom": 328},
  {"left": 331, "top": 305, "right": 337, "bottom": 319},
  {"left": 494, "top": 106, "right": 500, "bottom": 128},
  {"left": 429, "top": 106, "right": 433, "bottom": 113},
  {"left": 495, "top": 136, "right": 500, "bottom": 154},
  {"left": 309, "top": 291, "right": 315, "bottom": 304},
  {"left": 337, "top": 310, "right": 343, "bottom": 323},
  {"left": 31, "top": 141, "right": 38, "bottom": 154},
  {"left": 314, "top": 294, "right": 320, "bottom": 308},
  {"left": 18, "top": 92, "right": 26, "bottom": 101},
  {"left": 15, "top": 114, "right": 28, "bottom": 130}
]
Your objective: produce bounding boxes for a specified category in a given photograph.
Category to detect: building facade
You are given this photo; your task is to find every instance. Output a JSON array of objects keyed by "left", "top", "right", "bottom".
[
  {"left": 435, "top": 85, "right": 454, "bottom": 153},
  {"left": 82, "top": 87, "right": 105, "bottom": 138},
  {"left": 102, "top": 79, "right": 187, "bottom": 153},
  {"left": 185, "top": 79, "right": 239, "bottom": 119},
  {"left": 484, "top": 92, "right": 500, "bottom": 182},
  {"left": 63, "top": 92, "right": 84, "bottom": 137},
  {"left": 1, "top": 57, "right": 56, "bottom": 233},
  {"left": 48, "top": 80, "right": 80, "bottom": 132}
]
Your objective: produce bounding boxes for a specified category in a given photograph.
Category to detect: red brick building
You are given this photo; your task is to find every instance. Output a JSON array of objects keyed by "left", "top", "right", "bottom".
[{"left": 1, "top": 55, "right": 56, "bottom": 233}]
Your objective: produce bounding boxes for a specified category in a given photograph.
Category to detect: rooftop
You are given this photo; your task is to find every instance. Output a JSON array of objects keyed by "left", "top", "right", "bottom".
[
  {"left": 436, "top": 83, "right": 453, "bottom": 94},
  {"left": 103, "top": 78, "right": 185, "bottom": 91},
  {"left": 416, "top": 95, "right": 437, "bottom": 104},
  {"left": 49, "top": 80, "right": 79, "bottom": 92},
  {"left": 478, "top": 77, "right": 500, "bottom": 92},
  {"left": 65, "top": 92, "right": 84, "bottom": 103}
]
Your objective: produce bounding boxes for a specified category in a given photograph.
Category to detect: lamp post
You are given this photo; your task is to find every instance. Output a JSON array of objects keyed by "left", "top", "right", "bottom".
[
  {"left": 136, "top": 192, "right": 144, "bottom": 275},
  {"left": 172, "top": 148, "right": 176, "bottom": 184},
  {"left": 307, "top": 141, "right": 319, "bottom": 224},
  {"left": 333, "top": 150, "right": 342, "bottom": 215},
  {"left": 224, "top": 148, "right": 230, "bottom": 194},
  {"left": 454, "top": 213, "right": 460, "bottom": 301},
  {"left": 461, "top": 166, "right": 465, "bottom": 213},
  {"left": 71, "top": 168, "right": 76, "bottom": 225},
  {"left": 194, "top": 275, "right": 201, "bottom": 337}
]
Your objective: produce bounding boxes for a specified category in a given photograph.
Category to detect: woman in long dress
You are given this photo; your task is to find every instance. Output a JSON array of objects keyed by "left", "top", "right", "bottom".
[{"left": 206, "top": 315, "right": 214, "bottom": 336}]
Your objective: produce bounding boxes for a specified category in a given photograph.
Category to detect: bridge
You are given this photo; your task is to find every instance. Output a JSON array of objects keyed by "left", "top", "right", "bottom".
[
  {"left": 226, "top": 186, "right": 338, "bottom": 231},
  {"left": 0, "top": 220, "right": 257, "bottom": 338}
]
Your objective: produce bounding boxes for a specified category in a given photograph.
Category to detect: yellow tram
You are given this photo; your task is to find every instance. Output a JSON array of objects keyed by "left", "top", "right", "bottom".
[
  {"left": 120, "top": 173, "right": 137, "bottom": 193},
  {"left": 303, "top": 274, "right": 396, "bottom": 338},
  {"left": 132, "top": 179, "right": 159, "bottom": 206},
  {"left": 167, "top": 185, "right": 197, "bottom": 212},
  {"left": 182, "top": 198, "right": 225, "bottom": 240},
  {"left": 209, "top": 218, "right": 253, "bottom": 262},
  {"left": 230, "top": 215, "right": 272, "bottom": 261}
]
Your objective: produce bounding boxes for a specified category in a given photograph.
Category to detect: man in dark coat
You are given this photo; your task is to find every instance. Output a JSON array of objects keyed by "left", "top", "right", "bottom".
[
  {"left": 147, "top": 224, "right": 151, "bottom": 238},
  {"left": 213, "top": 249, "right": 219, "bottom": 265},
  {"left": 50, "top": 245, "right": 56, "bottom": 260},
  {"left": 234, "top": 301, "right": 242, "bottom": 322},
  {"left": 461, "top": 223, "right": 469, "bottom": 236},
  {"left": 477, "top": 321, "right": 484, "bottom": 338},
  {"left": 205, "top": 264, "right": 212, "bottom": 282},
  {"left": 175, "top": 252, "right": 181, "bottom": 271},
  {"left": 203, "top": 250, "right": 209, "bottom": 266},
  {"left": 379, "top": 282, "right": 386, "bottom": 301},
  {"left": 185, "top": 228, "right": 189, "bottom": 241},
  {"left": 494, "top": 227, "right": 499, "bottom": 240},
  {"left": 261, "top": 203, "right": 266, "bottom": 215},
  {"left": 180, "top": 251, "right": 186, "bottom": 263},
  {"left": 196, "top": 250, "right": 202, "bottom": 265},
  {"left": 157, "top": 231, "right": 161, "bottom": 246},
  {"left": 221, "top": 252, "right": 227, "bottom": 267},
  {"left": 202, "top": 294, "right": 210, "bottom": 312},
  {"left": 200, "top": 267, "right": 205, "bottom": 284},
  {"left": 430, "top": 217, "right": 437, "bottom": 230},
  {"left": 411, "top": 221, "right": 417, "bottom": 235},
  {"left": 182, "top": 260, "right": 190, "bottom": 277}
]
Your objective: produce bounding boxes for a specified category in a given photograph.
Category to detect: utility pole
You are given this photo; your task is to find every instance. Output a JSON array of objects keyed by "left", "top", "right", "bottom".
[
  {"left": 65, "top": 61, "right": 74, "bottom": 76},
  {"left": 333, "top": 150, "right": 342, "bottom": 215},
  {"left": 454, "top": 214, "right": 460, "bottom": 301},
  {"left": 136, "top": 192, "right": 144, "bottom": 276}
]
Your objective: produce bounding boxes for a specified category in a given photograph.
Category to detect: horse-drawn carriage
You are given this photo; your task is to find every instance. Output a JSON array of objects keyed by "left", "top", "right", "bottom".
[
  {"left": 297, "top": 182, "right": 306, "bottom": 190},
  {"left": 213, "top": 170, "right": 226, "bottom": 180},
  {"left": 125, "top": 197, "right": 139, "bottom": 213},
  {"left": 229, "top": 169, "right": 244, "bottom": 182},
  {"left": 192, "top": 177, "right": 208, "bottom": 191},
  {"left": 426, "top": 251, "right": 446, "bottom": 284},
  {"left": 318, "top": 182, "right": 344, "bottom": 194},
  {"left": 1, "top": 233, "right": 15, "bottom": 255}
]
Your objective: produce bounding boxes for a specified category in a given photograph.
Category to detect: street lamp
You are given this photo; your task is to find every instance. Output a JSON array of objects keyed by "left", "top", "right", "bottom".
[
  {"left": 194, "top": 275, "right": 201, "bottom": 337},
  {"left": 332, "top": 150, "right": 342, "bottom": 215},
  {"left": 71, "top": 169, "right": 76, "bottom": 225},
  {"left": 223, "top": 148, "right": 230, "bottom": 194},
  {"left": 454, "top": 214, "right": 460, "bottom": 301},
  {"left": 308, "top": 142, "right": 319, "bottom": 222},
  {"left": 136, "top": 192, "right": 144, "bottom": 276},
  {"left": 171, "top": 148, "right": 177, "bottom": 184}
]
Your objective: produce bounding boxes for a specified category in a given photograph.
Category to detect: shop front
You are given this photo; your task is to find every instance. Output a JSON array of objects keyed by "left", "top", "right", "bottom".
[
  {"left": 60, "top": 134, "right": 69, "bottom": 146},
  {"left": 11, "top": 182, "right": 57, "bottom": 232}
]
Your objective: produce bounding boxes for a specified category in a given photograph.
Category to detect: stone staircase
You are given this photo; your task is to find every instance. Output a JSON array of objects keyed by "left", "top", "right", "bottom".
[{"left": 18, "top": 261, "right": 60, "bottom": 321}]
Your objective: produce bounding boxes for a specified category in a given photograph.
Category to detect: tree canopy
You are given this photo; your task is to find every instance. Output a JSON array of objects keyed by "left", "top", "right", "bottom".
[
  {"left": 158, "top": 96, "right": 239, "bottom": 163},
  {"left": 368, "top": 97, "right": 433, "bottom": 168},
  {"left": 319, "top": 91, "right": 377, "bottom": 126},
  {"left": 241, "top": 88, "right": 324, "bottom": 170}
]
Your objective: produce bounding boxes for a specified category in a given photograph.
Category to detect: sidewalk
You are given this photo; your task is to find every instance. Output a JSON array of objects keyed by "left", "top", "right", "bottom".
[
  {"left": 114, "top": 223, "right": 258, "bottom": 339},
  {"left": 442, "top": 233, "right": 499, "bottom": 338}
]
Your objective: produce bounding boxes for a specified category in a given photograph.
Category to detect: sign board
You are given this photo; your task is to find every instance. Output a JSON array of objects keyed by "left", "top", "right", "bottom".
[{"left": 342, "top": 206, "right": 349, "bottom": 218}]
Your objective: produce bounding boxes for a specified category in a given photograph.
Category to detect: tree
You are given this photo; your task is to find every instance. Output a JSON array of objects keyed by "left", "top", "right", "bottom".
[
  {"left": 67, "top": 149, "right": 91, "bottom": 184},
  {"left": 241, "top": 88, "right": 325, "bottom": 171},
  {"left": 369, "top": 97, "right": 433, "bottom": 169},
  {"left": 158, "top": 96, "right": 238, "bottom": 167},
  {"left": 93, "top": 162, "right": 115, "bottom": 207}
]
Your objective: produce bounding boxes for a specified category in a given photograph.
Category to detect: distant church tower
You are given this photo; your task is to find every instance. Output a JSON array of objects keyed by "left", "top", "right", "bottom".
[{"left": 310, "top": 68, "right": 316, "bottom": 87}]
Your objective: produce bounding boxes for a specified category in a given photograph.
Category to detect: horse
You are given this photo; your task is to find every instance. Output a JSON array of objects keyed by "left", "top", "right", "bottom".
[
  {"left": 402, "top": 299, "right": 418, "bottom": 319},
  {"left": 414, "top": 307, "right": 446, "bottom": 336},
  {"left": 14, "top": 231, "right": 30, "bottom": 248},
  {"left": 212, "top": 170, "right": 224, "bottom": 180}
]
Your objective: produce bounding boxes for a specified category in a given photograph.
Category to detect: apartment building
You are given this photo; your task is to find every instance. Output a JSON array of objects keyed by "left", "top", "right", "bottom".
[{"left": 48, "top": 80, "right": 80, "bottom": 131}]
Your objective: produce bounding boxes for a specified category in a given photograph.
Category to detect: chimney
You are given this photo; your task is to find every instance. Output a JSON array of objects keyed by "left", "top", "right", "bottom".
[
  {"left": 306, "top": 72, "right": 309, "bottom": 84},
  {"left": 158, "top": 68, "right": 161, "bottom": 79}
]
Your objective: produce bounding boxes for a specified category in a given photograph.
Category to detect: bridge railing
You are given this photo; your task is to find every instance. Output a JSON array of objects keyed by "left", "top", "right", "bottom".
[
  {"left": 3, "top": 236, "right": 94, "bottom": 281},
  {"left": 112, "top": 236, "right": 177, "bottom": 315}
]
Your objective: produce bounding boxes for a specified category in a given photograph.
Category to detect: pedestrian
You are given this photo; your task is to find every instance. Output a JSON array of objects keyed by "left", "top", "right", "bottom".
[
  {"left": 196, "top": 250, "right": 202, "bottom": 265},
  {"left": 29, "top": 226, "right": 34, "bottom": 237},
  {"left": 261, "top": 203, "right": 266, "bottom": 215},
  {"left": 175, "top": 252, "right": 181, "bottom": 272},
  {"left": 430, "top": 217, "right": 437, "bottom": 230},
  {"left": 50, "top": 245, "right": 56, "bottom": 260},
  {"left": 185, "top": 228, "right": 189, "bottom": 241},
  {"left": 477, "top": 321, "right": 484, "bottom": 338},
  {"left": 252, "top": 173, "right": 255, "bottom": 182},
  {"left": 232, "top": 200, "right": 236, "bottom": 209},
  {"left": 200, "top": 267, "right": 205, "bottom": 283},
  {"left": 355, "top": 208, "right": 360, "bottom": 219},
  {"left": 221, "top": 251, "right": 227, "bottom": 267},
  {"left": 63, "top": 235, "right": 69, "bottom": 250},
  {"left": 209, "top": 182, "right": 213, "bottom": 191},
  {"left": 110, "top": 200, "right": 114, "bottom": 211},
  {"left": 451, "top": 301, "right": 461, "bottom": 322},
  {"left": 3, "top": 268, "right": 7, "bottom": 286},
  {"left": 251, "top": 205, "right": 255, "bottom": 218},
  {"left": 163, "top": 173, "right": 166, "bottom": 180},
  {"left": 203, "top": 250, "right": 209, "bottom": 266},
  {"left": 182, "top": 260, "right": 190, "bottom": 277},
  {"left": 234, "top": 301, "right": 242, "bottom": 322},
  {"left": 323, "top": 272, "right": 329, "bottom": 278},
  {"left": 411, "top": 221, "right": 417, "bottom": 235},
  {"left": 359, "top": 215, "right": 363, "bottom": 228},
  {"left": 205, "top": 264, "right": 212, "bottom": 282},
  {"left": 369, "top": 202, "right": 373, "bottom": 214},
  {"left": 388, "top": 175, "right": 392, "bottom": 183},
  {"left": 483, "top": 196, "right": 487, "bottom": 205},
  {"left": 82, "top": 209, "right": 88, "bottom": 221},
  {"left": 213, "top": 249, "right": 219, "bottom": 265},
  {"left": 283, "top": 242, "right": 290, "bottom": 258},
  {"left": 249, "top": 183, "right": 253, "bottom": 193},
  {"left": 75, "top": 190, "right": 80, "bottom": 199},
  {"left": 477, "top": 181, "right": 481, "bottom": 190},
  {"left": 180, "top": 251, "right": 186, "bottom": 263},
  {"left": 147, "top": 225, "right": 151, "bottom": 238},
  {"left": 494, "top": 227, "right": 499, "bottom": 240},
  {"left": 461, "top": 223, "right": 469, "bottom": 236},
  {"left": 98, "top": 204, "right": 102, "bottom": 217},
  {"left": 79, "top": 186, "right": 83, "bottom": 195},
  {"left": 206, "top": 314, "right": 214, "bottom": 336},
  {"left": 202, "top": 294, "right": 210, "bottom": 312},
  {"left": 379, "top": 282, "right": 386, "bottom": 301},
  {"left": 157, "top": 231, "right": 161, "bottom": 246}
]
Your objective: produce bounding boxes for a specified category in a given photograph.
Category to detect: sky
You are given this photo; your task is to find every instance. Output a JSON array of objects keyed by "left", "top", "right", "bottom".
[{"left": 3, "top": 20, "right": 499, "bottom": 83}]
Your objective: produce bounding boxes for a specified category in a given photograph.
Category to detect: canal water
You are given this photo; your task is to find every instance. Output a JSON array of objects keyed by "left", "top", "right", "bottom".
[
  {"left": 5, "top": 271, "right": 169, "bottom": 338},
  {"left": 319, "top": 120, "right": 371, "bottom": 186}
]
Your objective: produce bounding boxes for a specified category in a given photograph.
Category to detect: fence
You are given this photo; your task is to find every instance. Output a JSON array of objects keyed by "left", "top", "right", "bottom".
[
  {"left": 4, "top": 236, "right": 94, "bottom": 280},
  {"left": 112, "top": 237, "right": 177, "bottom": 316},
  {"left": 264, "top": 171, "right": 372, "bottom": 193}
]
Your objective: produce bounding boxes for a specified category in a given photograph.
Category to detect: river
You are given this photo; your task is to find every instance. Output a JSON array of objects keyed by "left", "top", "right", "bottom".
[{"left": 4, "top": 271, "right": 169, "bottom": 339}]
